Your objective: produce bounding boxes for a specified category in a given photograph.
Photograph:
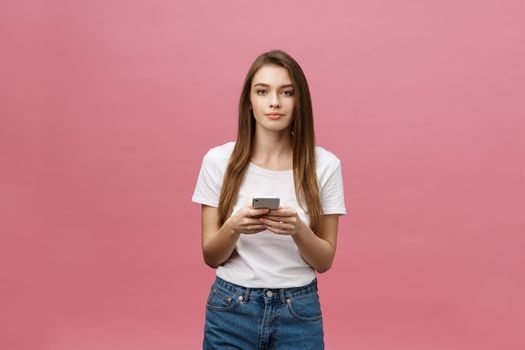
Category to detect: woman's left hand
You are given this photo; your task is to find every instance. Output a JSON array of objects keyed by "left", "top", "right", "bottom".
[{"left": 258, "top": 206, "right": 306, "bottom": 236}]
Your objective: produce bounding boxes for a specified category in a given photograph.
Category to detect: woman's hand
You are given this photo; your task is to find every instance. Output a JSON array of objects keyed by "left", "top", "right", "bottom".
[
  {"left": 258, "top": 206, "right": 306, "bottom": 236},
  {"left": 227, "top": 202, "right": 270, "bottom": 235}
]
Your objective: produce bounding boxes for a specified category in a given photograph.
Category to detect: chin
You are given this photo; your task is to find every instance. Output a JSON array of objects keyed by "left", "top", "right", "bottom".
[
  {"left": 258, "top": 118, "right": 286, "bottom": 126},
  {"left": 255, "top": 119, "right": 292, "bottom": 130},
  {"left": 262, "top": 126, "right": 292, "bottom": 133}
]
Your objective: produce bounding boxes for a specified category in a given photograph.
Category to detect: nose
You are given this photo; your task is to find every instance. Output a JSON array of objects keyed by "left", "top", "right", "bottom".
[{"left": 269, "top": 92, "right": 280, "bottom": 108}]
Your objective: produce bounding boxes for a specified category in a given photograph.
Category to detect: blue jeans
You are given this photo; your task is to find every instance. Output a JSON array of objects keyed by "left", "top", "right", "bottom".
[{"left": 203, "top": 276, "right": 324, "bottom": 350}]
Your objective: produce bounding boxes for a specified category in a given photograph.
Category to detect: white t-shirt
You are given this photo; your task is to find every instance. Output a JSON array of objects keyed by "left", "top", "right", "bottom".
[{"left": 192, "top": 141, "right": 346, "bottom": 288}]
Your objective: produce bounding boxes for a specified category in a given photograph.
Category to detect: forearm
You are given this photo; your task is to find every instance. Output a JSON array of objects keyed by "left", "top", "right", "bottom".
[
  {"left": 292, "top": 224, "right": 336, "bottom": 273},
  {"left": 202, "top": 220, "right": 240, "bottom": 268}
]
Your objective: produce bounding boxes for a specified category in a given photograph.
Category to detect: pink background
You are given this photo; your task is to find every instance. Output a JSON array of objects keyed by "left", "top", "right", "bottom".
[{"left": 1, "top": 0, "right": 524, "bottom": 349}]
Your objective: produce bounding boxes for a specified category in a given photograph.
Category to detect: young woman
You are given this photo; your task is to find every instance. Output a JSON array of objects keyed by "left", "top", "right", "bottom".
[{"left": 192, "top": 49, "right": 346, "bottom": 349}]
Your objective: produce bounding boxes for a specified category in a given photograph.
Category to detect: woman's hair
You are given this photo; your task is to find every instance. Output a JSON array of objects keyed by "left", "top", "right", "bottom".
[{"left": 218, "top": 49, "right": 322, "bottom": 234}]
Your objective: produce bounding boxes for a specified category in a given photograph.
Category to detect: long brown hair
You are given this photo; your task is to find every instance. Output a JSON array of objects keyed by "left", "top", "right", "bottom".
[{"left": 218, "top": 49, "right": 322, "bottom": 234}]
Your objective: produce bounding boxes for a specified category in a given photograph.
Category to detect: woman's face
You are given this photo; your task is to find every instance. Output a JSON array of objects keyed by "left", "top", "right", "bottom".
[{"left": 250, "top": 64, "right": 296, "bottom": 134}]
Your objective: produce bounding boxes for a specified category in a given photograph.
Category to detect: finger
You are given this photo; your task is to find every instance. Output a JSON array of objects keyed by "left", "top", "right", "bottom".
[
  {"left": 246, "top": 217, "right": 270, "bottom": 225},
  {"left": 264, "top": 225, "right": 291, "bottom": 235},
  {"left": 261, "top": 215, "right": 291, "bottom": 222},
  {"left": 267, "top": 208, "right": 295, "bottom": 217},
  {"left": 246, "top": 224, "right": 267, "bottom": 232},
  {"left": 241, "top": 225, "right": 267, "bottom": 234},
  {"left": 278, "top": 222, "right": 293, "bottom": 231},
  {"left": 246, "top": 208, "right": 271, "bottom": 217},
  {"left": 261, "top": 218, "right": 292, "bottom": 231}
]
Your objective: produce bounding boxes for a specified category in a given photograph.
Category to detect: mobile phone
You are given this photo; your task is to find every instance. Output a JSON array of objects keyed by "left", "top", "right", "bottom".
[{"left": 252, "top": 197, "right": 280, "bottom": 210}]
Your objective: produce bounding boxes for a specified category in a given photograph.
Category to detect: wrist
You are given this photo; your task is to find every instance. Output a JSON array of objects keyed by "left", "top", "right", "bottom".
[
  {"left": 224, "top": 217, "right": 241, "bottom": 237},
  {"left": 292, "top": 215, "right": 309, "bottom": 238}
]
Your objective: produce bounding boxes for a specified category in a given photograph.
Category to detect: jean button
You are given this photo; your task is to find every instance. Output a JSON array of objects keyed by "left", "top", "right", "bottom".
[{"left": 266, "top": 291, "right": 273, "bottom": 297}]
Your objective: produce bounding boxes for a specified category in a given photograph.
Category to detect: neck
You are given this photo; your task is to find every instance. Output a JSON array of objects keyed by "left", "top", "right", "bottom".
[{"left": 251, "top": 127, "right": 293, "bottom": 164}]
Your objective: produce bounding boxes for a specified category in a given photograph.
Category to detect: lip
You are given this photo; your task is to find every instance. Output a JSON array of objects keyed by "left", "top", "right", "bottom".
[{"left": 266, "top": 113, "right": 284, "bottom": 120}]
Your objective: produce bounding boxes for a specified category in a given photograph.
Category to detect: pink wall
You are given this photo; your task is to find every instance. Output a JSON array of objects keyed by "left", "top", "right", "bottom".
[{"left": 1, "top": 0, "right": 524, "bottom": 349}]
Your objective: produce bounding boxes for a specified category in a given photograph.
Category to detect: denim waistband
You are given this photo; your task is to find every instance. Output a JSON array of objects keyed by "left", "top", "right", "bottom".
[{"left": 212, "top": 276, "right": 318, "bottom": 305}]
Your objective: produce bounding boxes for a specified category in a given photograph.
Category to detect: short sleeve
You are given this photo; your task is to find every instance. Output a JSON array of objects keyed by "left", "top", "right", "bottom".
[
  {"left": 191, "top": 151, "right": 223, "bottom": 208},
  {"left": 320, "top": 159, "right": 347, "bottom": 215}
]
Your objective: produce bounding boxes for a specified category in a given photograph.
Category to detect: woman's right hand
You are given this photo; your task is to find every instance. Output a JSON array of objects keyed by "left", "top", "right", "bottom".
[{"left": 226, "top": 202, "right": 270, "bottom": 235}]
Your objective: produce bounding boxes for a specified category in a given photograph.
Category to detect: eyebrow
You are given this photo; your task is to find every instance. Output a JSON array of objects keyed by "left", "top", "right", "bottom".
[{"left": 253, "top": 83, "right": 294, "bottom": 89}]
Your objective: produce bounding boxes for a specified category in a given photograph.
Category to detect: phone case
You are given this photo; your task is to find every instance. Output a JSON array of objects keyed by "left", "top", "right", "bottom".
[{"left": 252, "top": 197, "right": 280, "bottom": 209}]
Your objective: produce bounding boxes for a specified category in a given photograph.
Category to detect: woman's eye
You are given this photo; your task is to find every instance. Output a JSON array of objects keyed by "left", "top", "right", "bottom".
[{"left": 255, "top": 89, "right": 294, "bottom": 96}]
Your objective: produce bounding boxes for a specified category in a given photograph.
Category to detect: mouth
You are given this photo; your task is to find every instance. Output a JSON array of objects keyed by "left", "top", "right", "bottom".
[{"left": 266, "top": 113, "right": 284, "bottom": 120}]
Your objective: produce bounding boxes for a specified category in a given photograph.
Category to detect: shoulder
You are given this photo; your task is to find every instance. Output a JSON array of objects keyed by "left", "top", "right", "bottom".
[
  {"left": 204, "top": 140, "right": 235, "bottom": 159},
  {"left": 202, "top": 141, "right": 235, "bottom": 169},
  {"left": 314, "top": 145, "right": 343, "bottom": 186},
  {"left": 315, "top": 145, "right": 341, "bottom": 170}
]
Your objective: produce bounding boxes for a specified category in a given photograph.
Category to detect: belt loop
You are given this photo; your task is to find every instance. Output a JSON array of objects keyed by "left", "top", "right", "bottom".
[
  {"left": 243, "top": 287, "right": 250, "bottom": 302},
  {"left": 280, "top": 288, "right": 286, "bottom": 305}
]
